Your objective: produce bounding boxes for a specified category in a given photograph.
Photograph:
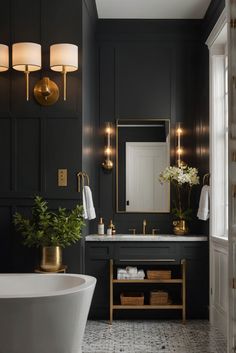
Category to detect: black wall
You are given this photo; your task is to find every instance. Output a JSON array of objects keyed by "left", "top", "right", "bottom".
[
  {"left": 0, "top": 0, "right": 225, "bottom": 272},
  {"left": 95, "top": 0, "right": 225, "bottom": 236},
  {"left": 0, "top": 0, "right": 98, "bottom": 273}
]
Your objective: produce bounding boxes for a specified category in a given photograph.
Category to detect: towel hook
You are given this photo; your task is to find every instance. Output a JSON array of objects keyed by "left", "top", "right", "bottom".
[
  {"left": 203, "top": 173, "right": 210, "bottom": 186},
  {"left": 77, "top": 171, "right": 90, "bottom": 192}
]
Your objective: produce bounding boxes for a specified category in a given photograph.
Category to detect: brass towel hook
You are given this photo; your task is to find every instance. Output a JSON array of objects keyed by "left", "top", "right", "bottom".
[
  {"left": 203, "top": 173, "right": 210, "bottom": 186},
  {"left": 77, "top": 171, "right": 90, "bottom": 192}
]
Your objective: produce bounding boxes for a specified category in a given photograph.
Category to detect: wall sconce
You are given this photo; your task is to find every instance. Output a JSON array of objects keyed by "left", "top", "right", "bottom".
[
  {"left": 102, "top": 122, "right": 113, "bottom": 171},
  {"left": 0, "top": 42, "right": 78, "bottom": 104},
  {"left": 176, "top": 122, "right": 183, "bottom": 167},
  {"left": 50, "top": 43, "right": 78, "bottom": 101},
  {"left": 0, "top": 44, "right": 9, "bottom": 72},
  {"left": 12, "top": 42, "right": 41, "bottom": 101}
]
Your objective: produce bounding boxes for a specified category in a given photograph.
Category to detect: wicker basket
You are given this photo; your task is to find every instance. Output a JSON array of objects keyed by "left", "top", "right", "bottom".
[
  {"left": 147, "top": 270, "right": 171, "bottom": 280},
  {"left": 150, "top": 290, "right": 168, "bottom": 305},
  {"left": 120, "top": 292, "right": 144, "bottom": 305}
]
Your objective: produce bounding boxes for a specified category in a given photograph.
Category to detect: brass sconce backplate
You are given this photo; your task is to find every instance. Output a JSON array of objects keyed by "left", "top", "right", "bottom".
[{"left": 34, "top": 77, "right": 59, "bottom": 106}]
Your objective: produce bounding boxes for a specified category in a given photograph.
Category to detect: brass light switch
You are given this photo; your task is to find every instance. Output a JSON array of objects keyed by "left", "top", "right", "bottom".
[{"left": 58, "top": 169, "right": 67, "bottom": 187}]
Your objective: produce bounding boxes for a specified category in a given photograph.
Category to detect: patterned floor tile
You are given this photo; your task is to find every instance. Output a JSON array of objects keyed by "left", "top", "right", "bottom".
[{"left": 82, "top": 320, "right": 227, "bottom": 353}]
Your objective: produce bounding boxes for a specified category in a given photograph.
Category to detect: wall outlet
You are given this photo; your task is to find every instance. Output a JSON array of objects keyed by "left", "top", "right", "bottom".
[{"left": 58, "top": 169, "right": 67, "bottom": 187}]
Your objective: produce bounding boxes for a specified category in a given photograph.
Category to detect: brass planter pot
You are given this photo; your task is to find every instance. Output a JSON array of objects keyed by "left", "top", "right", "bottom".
[
  {"left": 173, "top": 220, "right": 189, "bottom": 235},
  {"left": 40, "top": 246, "right": 62, "bottom": 272}
]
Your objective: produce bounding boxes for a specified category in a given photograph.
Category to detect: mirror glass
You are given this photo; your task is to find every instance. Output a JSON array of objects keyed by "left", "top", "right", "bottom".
[{"left": 116, "top": 119, "right": 170, "bottom": 213}]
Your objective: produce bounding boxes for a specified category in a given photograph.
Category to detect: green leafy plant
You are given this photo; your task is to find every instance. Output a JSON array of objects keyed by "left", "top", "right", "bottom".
[{"left": 13, "top": 196, "right": 85, "bottom": 248}]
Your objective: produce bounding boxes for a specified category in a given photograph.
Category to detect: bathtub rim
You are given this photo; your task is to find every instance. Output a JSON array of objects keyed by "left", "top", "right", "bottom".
[{"left": 0, "top": 273, "right": 96, "bottom": 299}]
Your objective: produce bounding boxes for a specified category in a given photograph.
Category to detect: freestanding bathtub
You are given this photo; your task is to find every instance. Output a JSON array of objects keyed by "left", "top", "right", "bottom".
[{"left": 0, "top": 273, "right": 96, "bottom": 353}]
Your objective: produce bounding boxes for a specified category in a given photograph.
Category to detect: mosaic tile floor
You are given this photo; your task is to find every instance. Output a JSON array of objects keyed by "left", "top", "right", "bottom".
[{"left": 82, "top": 320, "right": 227, "bottom": 353}]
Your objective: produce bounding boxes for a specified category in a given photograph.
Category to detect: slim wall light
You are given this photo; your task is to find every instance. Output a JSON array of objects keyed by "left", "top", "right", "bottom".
[
  {"left": 176, "top": 122, "right": 183, "bottom": 167},
  {"left": 102, "top": 122, "right": 113, "bottom": 171},
  {"left": 50, "top": 43, "right": 78, "bottom": 101},
  {"left": 0, "top": 44, "right": 9, "bottom": 72},
  {"left": 12, "top": 42, "right": 41, "bottom": 101}
]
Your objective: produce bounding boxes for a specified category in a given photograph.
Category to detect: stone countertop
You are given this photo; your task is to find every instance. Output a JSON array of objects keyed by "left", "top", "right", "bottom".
[{"left": 85, "top": 234, "right": 208, "bottom": 241}]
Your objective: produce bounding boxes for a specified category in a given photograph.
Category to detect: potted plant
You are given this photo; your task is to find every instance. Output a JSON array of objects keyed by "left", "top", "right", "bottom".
[
  {"left": 13, "top": 196, "right": 85, "bottom": 271},
  {"left": 159, "top": 164, "right": 199, "bottom": 235}
]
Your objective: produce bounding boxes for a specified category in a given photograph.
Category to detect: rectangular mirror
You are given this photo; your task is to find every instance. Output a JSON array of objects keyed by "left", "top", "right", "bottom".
[{"left": 116, "top": 119, "right": 170, "bottom": 213}]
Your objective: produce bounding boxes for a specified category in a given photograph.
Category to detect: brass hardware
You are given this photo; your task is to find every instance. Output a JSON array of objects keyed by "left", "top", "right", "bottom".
[
  {"left": 63, "top": 66, "right": 67, "bottom": 101},
  {"left": 129, "top": 228, "right": 136, "bottom": 235},
  {"left": 152, "top": 228, "right": 158, "bottom": 235},
  {"left": 231, "top": 19, "right": 236, "bottom": 28},
  {"left": 102, "top": 159, "right": 113, "bottom": 170},
  {"left": 143, "top": 219, "right": 147, "bottom": 235},
  {"left": 233, "top": 278, "right": 236, "bottom": 289},
  {"left": 233, "top": 185, "right": 236, "bottom": 198},
  {"left": 203, "top": 173, "right": 210, "bottom": 185},
  {"left": 232, "top": 151, "right": 236, "bottom": 162},
  {"left": 40, "top": 246, "right": 62, "bottom": 272},
  {"left": 77, "top": 171, "right": 89, "bottom": 192},
  {"left": 58, "top": 169, "right": 67, "bottom": 187},
  {"left": 102, "top": 122, "right": 113, "bottom": 171},
  {"left": 25, "top": 66, "right": 30, "bottom": 101},
  {"left": 34, "top": 77, "right": 59, "bottom": 106}
]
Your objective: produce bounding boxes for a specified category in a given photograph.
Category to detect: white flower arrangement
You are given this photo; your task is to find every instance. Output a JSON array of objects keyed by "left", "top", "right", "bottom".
[
  {"left": 159, "top": 164, "right": 199, "bottom": 221},
  {"left": 159, "top": 165, "right": 199, "bottom": 186}
]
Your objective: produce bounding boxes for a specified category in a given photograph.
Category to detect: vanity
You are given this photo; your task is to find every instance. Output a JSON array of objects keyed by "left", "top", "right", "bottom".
[{"left": 85, "top": 235, "right": 208, "bottom": 320}]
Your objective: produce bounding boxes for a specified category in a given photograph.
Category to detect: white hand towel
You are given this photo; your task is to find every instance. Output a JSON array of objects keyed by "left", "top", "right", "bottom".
[
  {"left": 83, "top": 188, "right": 88, "bottom": 219},
  {"left": 84, "top": 185, "right": 96, "bottom": 220},
  {"left": 197, "top": 185, "right": 210, "bottom": 221}
]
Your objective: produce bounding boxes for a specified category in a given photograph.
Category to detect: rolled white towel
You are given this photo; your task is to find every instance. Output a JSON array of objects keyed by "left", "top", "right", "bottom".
[{"left": 126, "top": 266, "right": 138, "bottom": 274}]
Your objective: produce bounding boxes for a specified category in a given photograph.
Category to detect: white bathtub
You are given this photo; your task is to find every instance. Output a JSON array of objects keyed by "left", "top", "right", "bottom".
[{"left": 0, "top": 273, "right": 96, "bottom": 353}]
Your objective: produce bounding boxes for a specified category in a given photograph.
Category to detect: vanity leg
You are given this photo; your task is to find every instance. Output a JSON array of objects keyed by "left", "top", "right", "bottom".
[
  {"left": 109, "top": 259, "right": 113, "bottom": 325},
  {"left": 181, "top": 259, "right": 186, "bottom": 323}
]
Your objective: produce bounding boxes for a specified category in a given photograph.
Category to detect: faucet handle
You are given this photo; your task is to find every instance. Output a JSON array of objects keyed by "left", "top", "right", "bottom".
[
  {"left": 152, "top": 228, "right": 158, "bottom": 235},
  {"left": 129, "top": 228, "right": 136, "bottom": 235}
]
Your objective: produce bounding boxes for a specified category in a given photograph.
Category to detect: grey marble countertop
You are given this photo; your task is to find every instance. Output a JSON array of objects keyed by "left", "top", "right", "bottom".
[{"left": 85, "top": 234, "right": 208, "bottom": 241}]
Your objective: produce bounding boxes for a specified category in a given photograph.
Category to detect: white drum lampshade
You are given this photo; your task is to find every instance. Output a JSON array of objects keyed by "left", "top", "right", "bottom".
[
  {"left": 12, "top": 42, "right": 41, "bottom": 100},
  {"left": 50, "top": 43, "right": 78, "bottom": 100},
  {"left": 0, "top": 44, "right": 9, "bottom": 72}
]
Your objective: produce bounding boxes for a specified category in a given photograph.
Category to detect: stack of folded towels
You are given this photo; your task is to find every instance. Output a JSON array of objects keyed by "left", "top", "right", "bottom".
[{"left": 117, "top": 266, "right": 145, "bottom": 280}]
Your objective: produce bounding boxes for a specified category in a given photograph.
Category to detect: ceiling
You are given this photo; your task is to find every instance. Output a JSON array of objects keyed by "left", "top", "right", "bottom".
[{"left": 95, "top": 0, "right": 212, "bottom": 19}]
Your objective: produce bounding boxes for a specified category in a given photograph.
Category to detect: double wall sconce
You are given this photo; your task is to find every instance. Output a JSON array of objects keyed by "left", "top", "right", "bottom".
[
  {"left": 0, "top": 42, "right": 78, "bottom": 105},
  {"left": 102, "top": 122, "right": 113, "bottom": 171},
  {"left": 176, "top": 122, "right": 183, "bottom": 167}
]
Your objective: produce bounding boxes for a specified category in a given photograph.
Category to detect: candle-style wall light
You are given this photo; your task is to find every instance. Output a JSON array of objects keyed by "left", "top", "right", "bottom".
[
  {"left": 176, "top": 122, "right": 183, "bottom": 167},
  {"left": 102, "top": 122, "right": 113, "bottom": 171}
]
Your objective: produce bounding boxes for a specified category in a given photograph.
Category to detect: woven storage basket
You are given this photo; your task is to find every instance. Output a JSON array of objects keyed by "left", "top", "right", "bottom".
[
  {"left": 150, "top": 290, "right": 168, "bottom": 305},
  {"left": 120, "top": 292, "right": 144, "bottom": 305},
  {"left": 147, "top": 270, "right": 171, "bottom": 280}
]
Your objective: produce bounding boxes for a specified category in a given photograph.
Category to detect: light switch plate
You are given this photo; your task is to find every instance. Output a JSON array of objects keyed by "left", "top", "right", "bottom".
[{"left": 58, "top": 169, "right": 67, "bottom": 187}]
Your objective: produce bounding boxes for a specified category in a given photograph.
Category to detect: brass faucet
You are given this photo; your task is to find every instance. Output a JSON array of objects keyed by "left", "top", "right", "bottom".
[{"left": 143, "top": 219, "right": 147, "bottom": 235}]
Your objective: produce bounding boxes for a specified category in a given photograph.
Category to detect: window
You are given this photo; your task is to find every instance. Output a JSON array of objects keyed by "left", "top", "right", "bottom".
[{"left": 210, "top": 28, "right": 228, "bottom": 238}]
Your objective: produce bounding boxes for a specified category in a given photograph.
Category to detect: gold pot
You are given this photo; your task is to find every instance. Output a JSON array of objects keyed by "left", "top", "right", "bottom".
[
  {"left": 40, "top": 246, "right": 62, "bottom": 272},
  {"left": 173, "top": 220, "right": 189, "bottom": 235}
]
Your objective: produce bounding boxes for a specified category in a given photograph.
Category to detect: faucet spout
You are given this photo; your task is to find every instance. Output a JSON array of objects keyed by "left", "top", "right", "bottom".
[{"left": 143, "top": 219, "right": 147, "bottom": 235}]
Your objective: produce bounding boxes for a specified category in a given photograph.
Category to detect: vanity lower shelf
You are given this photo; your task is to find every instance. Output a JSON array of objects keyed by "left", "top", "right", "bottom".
[
  {"left": 109, "top": 259, "right": 186, "bottom": 324},
  {"left": 113, "top": 305, "right": 183, "bottom": 309}
]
